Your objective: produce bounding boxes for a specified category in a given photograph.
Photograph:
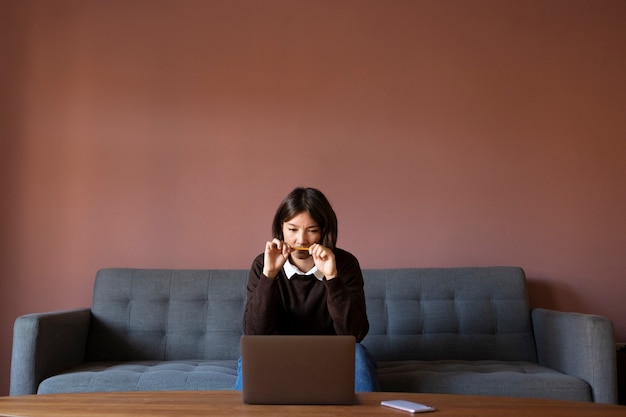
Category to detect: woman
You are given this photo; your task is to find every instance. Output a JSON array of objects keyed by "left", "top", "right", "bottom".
[{"left": 238, "top": 187, "right": 379, "bottom": 392}]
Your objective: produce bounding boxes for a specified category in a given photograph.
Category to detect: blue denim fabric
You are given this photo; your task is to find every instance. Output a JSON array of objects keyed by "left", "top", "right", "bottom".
[
  {"left": 354, "top": 343, "right": 380, "bottom": 392},
  {"left": 235, "top": 342, "right": 379, "bottom": 392}
]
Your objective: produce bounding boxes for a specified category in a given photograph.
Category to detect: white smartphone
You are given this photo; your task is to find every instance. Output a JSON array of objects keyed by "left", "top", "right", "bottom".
[{"left": 381, "top": 399, "right": 436, "bottom": 413}]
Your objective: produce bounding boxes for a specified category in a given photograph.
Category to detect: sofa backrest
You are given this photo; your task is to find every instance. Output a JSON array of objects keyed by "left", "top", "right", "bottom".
[
  {"left": 361, "top": 267, "right": 538, "bottom": 363},
  {"left": 86, "top": 268, "right": 248, "bottom": 361},
  {"left": 86, "top": 266, "right": 537, "bottom": 364}
]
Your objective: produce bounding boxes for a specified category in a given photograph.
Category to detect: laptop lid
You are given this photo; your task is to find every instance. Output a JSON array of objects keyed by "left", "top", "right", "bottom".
[{"left": 240, "top": 335, "right": 356, "bottom": 405}]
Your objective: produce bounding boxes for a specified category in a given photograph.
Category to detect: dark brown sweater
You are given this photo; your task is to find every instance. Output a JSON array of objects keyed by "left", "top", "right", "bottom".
[{"left": 242, "top": 248, "right": 369, "bottom": 342}]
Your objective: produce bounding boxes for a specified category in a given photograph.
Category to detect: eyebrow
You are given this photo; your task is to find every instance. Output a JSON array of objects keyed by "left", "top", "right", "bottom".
[{"left": 286, "top": 223, "right": 320, "bottom": 229}]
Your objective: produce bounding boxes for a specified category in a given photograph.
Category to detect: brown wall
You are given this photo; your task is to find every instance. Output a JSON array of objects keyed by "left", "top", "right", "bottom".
[{"left": 1, "top": 0, "right": 625, "bottom": 395}]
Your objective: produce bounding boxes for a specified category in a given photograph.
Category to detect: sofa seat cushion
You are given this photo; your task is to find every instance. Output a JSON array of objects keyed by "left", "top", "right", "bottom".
[
  {"left": 378, "top": 360, "right": 592, "bottom": 402},
  {"left": 37, "top": 360, "right": 238, "bottom": 394}
]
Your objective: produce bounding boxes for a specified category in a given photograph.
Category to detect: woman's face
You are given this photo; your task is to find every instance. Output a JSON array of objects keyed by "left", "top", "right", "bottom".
[{"left": 282, "top": 212, "right": 322, "bottom": 259}]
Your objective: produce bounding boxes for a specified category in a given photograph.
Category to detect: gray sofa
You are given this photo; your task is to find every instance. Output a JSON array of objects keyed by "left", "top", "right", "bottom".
[{"left": 10, "top": 267, "right": 618, "bottom": 403}]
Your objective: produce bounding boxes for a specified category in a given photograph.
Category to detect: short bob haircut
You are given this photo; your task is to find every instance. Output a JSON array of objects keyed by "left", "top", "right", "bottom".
[{"left": 272, "top": 187, "right": 338, "bottom": 250}]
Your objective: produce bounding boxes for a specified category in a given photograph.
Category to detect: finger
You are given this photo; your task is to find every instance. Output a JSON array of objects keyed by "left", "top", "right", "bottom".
[
  {"left": 311, "top": 244, "right": 327, "bottom": 256},
  {"left": 309, "top": 243, "right": 322, "bottom": 254},
  {"left": 315, "top": 246, "right": 334, "bottom": 262}
]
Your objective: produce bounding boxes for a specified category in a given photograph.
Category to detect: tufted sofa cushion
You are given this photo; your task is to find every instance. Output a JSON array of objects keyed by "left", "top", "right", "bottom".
[
  {"left": 86, "top": 269, "right": 248, "bottom": 361},
  {"left": 361, "top": 267, "right": 538, "bottom": 362},
  {"left": 37, "top": 360, "right": 238, "bottom": 394},
  {"left": 377, "top": 359, "right": 591, "bottom": 401}
]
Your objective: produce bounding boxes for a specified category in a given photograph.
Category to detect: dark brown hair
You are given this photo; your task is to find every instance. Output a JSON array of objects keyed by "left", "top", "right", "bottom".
[{"left": 272, "top": 187, "right": 338, "bottom": 249}]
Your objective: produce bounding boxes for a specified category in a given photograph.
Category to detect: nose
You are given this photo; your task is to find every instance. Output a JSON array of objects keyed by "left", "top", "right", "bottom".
[{"left": 295, "top": 230, "right": 307, "bottom": 245}]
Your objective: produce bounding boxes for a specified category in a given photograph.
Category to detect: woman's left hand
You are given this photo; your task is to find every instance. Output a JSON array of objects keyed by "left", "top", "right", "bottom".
[{"left": 309, "top": 244, "right": 337, "bottom": 280}]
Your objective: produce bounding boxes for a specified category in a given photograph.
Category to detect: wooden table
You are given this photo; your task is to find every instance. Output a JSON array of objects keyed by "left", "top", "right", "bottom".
[{"left": 0, "top": 391, "right": 624, "bottom": 417}]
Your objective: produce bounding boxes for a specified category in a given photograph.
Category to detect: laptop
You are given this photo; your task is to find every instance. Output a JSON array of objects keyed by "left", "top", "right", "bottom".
[{"left": 240, "top": 335, "right": 356, "bottom": 405}]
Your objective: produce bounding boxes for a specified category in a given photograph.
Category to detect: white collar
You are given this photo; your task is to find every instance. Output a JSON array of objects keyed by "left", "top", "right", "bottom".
[{"left": 283, "top": 259, "right": 325, "bottom": 281}]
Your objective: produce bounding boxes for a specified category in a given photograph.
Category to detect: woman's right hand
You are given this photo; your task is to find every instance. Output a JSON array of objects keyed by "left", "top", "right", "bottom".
[{"left": 262, "top": 238, "right": 290, "bottom": 279}]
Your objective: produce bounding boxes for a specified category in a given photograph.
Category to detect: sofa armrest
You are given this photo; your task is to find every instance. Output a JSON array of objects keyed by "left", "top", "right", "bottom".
[
  {"left": 10, "top": 308, "right": 91, "bottom": 395},
  {"left": 531, "top": 307, "right": 617, "bottom": 404}
]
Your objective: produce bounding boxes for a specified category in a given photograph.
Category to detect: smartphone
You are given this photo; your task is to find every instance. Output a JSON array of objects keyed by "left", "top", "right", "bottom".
[{"left": 381, "top": 399, "right": 436, "bottom": 413}]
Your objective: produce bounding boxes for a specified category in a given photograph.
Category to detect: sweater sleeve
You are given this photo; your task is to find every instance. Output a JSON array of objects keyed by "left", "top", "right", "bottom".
[
  {"left": 324, "top": 250, "right": 369, "bottom": 342},
  {"left": 242, "top": 254, "right": 279, "bottom": 335}
]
